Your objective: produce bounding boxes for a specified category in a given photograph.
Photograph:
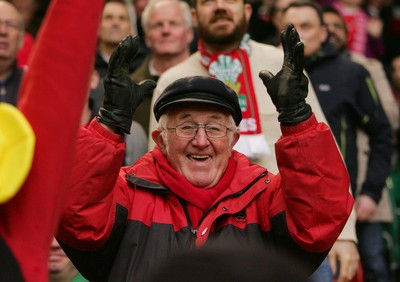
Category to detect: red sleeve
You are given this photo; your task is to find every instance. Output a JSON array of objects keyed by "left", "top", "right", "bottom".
[
  {"left": 0, "top": 0, "right": 104, "bottom": 281},
  {"left": 276, "top": 114, "right": 353, "bottom": 252},
  {"left": 56, "top": 119, "right": 128, "bottom": 250}
]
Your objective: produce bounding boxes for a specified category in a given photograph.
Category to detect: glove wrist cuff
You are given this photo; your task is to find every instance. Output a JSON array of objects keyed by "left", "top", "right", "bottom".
[
  {"left": 97, "top": 109, "right": 132, "bottom": 134},
  {"left": 278, "top": 103, "right": 312, "bottom": 126}
]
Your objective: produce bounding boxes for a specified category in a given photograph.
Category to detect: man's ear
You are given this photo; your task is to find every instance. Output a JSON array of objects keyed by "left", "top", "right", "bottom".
[
  {"left": 320, "top": 25, "right": 329, "bottom": 44},
  {"left": 231, "top": 131, "right": 240, "bottom": 148},
  {"left": 17, "top": 31, "right": 25, "bottom": 51},
  {"left": 186, "top": 27, "right": 194, "bottom": 45},
  {"left": 244, "top": 3, "right": 252, "bottom": 22},
  {"left": 191, "top": 8, "right": 198, "bottom": 28},
  {"left": 152, "top": 129, "right": 167, "bottom": 153},
  {"left": 144, "top": 33, "right": 152, "bottom": 49},
  {"left": 90, "top": 70, "right": 100, "bottom": 90}
]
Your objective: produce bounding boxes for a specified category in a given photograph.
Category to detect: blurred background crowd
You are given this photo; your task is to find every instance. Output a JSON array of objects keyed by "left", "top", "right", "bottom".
[{"left": 2, "top": 0, "right": 400, "bottom": 281}]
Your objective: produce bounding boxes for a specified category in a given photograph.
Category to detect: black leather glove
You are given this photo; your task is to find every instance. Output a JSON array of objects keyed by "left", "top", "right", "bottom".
[
  {"left": 259, "top": 24, "right": 312, "bottom": 126},
  {"left": 97, "top": 35, "right": 156, "bottom": 134}
]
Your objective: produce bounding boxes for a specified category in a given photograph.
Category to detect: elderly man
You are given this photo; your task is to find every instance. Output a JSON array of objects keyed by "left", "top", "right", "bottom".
[{"left": 56, "top": 26, "right": 353, "bottom": 281}]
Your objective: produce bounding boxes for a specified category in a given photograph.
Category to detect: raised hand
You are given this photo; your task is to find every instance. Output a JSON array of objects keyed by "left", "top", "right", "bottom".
[
  {"left": 259, "top": 24, "right": 311, "bottom": 125},
  {"left": 97, "top": 35, "right": 156, "bottom": 134}
]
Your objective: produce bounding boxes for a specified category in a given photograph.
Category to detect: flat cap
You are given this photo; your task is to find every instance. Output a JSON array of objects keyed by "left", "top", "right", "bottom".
[{"left": 153, "top": 76, "right": 242, "bottom": 125}]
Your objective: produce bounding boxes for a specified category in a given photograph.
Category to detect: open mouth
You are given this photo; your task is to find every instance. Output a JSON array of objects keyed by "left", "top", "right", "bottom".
[{"left": 188, "top": 154, "right": 210, "bottom": 161}]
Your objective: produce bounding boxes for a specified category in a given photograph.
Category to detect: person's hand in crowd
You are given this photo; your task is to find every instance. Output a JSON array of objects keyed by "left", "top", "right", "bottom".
[
  {"left": 259, "top": 24, "right": 312, "bottom": 126},
  {"left": 328, "top": 240, "right": 360, "bottom": 282},
  {"left": 355, "top": 194, "right": 378, "bottom": 221},
  {"left": 97, "top": 35, "right": 156, "bottom": 134}
]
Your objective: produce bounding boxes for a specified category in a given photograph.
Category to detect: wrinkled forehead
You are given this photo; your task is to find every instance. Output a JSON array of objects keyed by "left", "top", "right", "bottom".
[
  {"left": 164, "top": 103, "right": 232, "bottom": 123},
  {"left": 0, "top": 1, "right": 23, "bottom": 23}
]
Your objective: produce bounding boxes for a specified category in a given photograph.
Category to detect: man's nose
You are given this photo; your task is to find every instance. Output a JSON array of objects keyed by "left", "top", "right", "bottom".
[
  {"left": 0, "top": 22, "right": 8, "bottom": 34},
  {"left": 161, "top": 23, "right": 171, "bottom": 34},
  {"left": 215, "top": 0, "right": 228, "bottom": 9},
  {"left": 326, "top": 25, "right": 334, "bottom": 33},
  {"left": 111, "top": 18, "right": 124, "bottom": 26},
  {"left": 192, "top": 127, "right": 210, "bottom": 147}
]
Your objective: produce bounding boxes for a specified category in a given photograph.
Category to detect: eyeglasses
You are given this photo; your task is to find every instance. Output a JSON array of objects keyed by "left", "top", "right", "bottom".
[
  {"left": 0, "top": 20, "right": 23, "bottom": 31},
  {"left": 167, "top": 123, "right": 234, "bottom": 139}
]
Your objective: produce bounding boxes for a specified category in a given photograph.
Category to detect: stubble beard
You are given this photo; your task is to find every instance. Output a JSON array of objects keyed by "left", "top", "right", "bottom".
[{"left": 197, "top": 14, "right": 248, "bottom": 46}]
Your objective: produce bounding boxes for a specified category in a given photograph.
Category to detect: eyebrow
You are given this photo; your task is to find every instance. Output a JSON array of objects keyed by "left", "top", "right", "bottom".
[{"left": 177, "top": 112, "right": 225, "bottom": 121}]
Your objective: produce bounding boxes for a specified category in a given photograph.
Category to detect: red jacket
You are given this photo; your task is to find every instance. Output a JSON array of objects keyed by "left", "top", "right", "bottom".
[{"left": 57, "top": 114, "right": 353, "bottom": 281}]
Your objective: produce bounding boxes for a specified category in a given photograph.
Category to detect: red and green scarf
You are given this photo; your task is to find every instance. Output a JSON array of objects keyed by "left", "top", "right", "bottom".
[{"left": 198, "top": 35, "right": 270, "bottom": 159}]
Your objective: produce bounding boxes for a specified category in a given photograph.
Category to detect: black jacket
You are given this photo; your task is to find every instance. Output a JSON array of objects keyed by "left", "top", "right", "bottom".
[
  {"left": 305, "top": 42, "right": 392, "bottom": 203},
  {"left": 0, "top": 63, "right": 24, "bottom": 106}
]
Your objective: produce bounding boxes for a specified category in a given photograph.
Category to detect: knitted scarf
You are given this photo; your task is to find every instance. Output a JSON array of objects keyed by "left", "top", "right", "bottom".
[
  {"left": 198, "top": 35, "right": 270, "bottom": 159},
  {"left": 334, "top": 2, "right": 368, "bottom": 56},
  {"left": 198, "top": 35, "right": 262, "bottom": 135}
]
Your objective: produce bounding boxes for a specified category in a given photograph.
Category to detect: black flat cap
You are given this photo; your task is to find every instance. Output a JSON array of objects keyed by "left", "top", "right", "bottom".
[{"left": 153, "top": 76, "right": 242, "bottom": 125}]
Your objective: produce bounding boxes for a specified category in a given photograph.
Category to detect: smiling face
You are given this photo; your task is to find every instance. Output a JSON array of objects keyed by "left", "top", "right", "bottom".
[
  {"left": 192, "top": 0, "right": 252, "bottom": 52},
  {"left": 152, "top": 104, "right": 240, "bottom": 188}
]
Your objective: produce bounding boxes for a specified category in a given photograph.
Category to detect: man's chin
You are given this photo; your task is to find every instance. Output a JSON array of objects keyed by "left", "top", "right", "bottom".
[
  {"left": 49, "top": 265, "right": 62, "bottom": 273},
  {"left": 186, "top": 175, "right": 214, "bottom": 188},
  {"left": 329, "top": 38, "right": 344, "bottom": 51},
  {"left": 204, "top": 32, "right": 241, "bottom": 46}
]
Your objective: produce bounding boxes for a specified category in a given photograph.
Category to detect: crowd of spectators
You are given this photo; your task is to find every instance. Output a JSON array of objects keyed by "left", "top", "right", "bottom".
[{"left": 2, "top": 0, "right": 400, "bottom": 281}]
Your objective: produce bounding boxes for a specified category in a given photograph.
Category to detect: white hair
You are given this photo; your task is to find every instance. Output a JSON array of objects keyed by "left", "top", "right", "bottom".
[{"left": 141, "top": 0, "right": 193, "bottom": 33}]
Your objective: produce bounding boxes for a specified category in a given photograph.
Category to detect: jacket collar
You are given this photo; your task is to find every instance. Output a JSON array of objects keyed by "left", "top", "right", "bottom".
[
  {"left": 305, "top": 41, "right": 338, "bottom": 70},
  {"left": 125, "top": 150, "right": 268, "bottom": 197}
]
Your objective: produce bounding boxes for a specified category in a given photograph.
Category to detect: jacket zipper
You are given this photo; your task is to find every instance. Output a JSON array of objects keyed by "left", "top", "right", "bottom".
[
  {"left": 194, "top": 170, "right": 268, "bottom": 234},
  {"left": 178, "top": 199, "right": 199, "bottom": 237}
]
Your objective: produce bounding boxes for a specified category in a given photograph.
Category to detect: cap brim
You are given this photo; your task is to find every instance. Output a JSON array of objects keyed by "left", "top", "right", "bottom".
[
  {"left": 0, "top": 103, "right": 35, "bottom": 203},
  {"left": 156, "top": 94, "right": 236, "bottom": 121}
]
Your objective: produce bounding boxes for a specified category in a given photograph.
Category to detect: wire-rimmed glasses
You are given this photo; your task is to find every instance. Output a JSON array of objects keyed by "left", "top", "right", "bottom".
[{"left": 166, "top": 123, "right": 233, "bottom": 139}]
